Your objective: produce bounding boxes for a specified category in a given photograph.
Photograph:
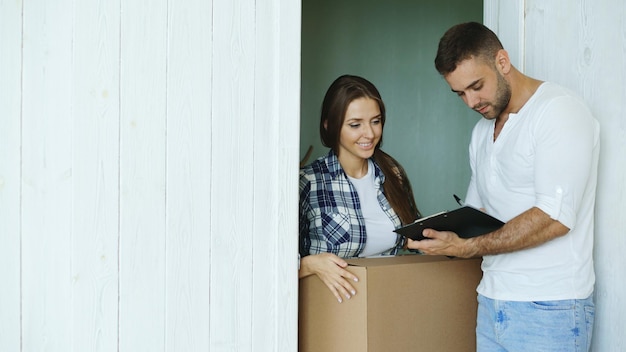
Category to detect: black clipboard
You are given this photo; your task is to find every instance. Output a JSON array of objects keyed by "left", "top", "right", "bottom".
[{"left": 394, "top": 206, "right": 504, "bottom": 241}]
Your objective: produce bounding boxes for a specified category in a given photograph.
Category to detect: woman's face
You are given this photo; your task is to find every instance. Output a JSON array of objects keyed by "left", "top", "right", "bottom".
[{"left": 337, "top": 97, "right": 382, "bottom": 165}]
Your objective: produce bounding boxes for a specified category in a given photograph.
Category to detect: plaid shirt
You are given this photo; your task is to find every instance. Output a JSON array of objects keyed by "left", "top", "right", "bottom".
[{"left": 299, "top": 150, "right": 403, "bottom": 258}]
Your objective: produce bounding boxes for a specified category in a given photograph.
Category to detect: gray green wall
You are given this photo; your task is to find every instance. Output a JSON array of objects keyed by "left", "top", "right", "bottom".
[{"left": 301, "top": 0, "right": 483, "bottom": 215}]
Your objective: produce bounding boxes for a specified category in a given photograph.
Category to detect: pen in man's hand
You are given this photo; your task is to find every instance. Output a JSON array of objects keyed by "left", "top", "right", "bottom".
[{"left": 453, "top": 194, "right": 464, "bottom": 206}]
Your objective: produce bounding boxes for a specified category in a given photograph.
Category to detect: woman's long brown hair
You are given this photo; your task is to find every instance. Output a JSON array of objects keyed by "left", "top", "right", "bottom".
[
  {"left": 320, "top": 75, "right": 421, "bottom": 225},
  {"left": 373, "top": 149, "right": 421, "bottom": 225}
]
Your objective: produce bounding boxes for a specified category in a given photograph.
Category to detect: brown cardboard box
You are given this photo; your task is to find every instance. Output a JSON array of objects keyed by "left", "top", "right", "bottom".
[{"left": 299, "top": 255, "right": 482, "bottom": 352}]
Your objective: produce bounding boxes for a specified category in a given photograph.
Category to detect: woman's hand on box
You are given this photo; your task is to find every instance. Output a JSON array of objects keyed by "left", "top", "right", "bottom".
[{"left": 300, "top": 253, "right": 359, "bottom": 303}]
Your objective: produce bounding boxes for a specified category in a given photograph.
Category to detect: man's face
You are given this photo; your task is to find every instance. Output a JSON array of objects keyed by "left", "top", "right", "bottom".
[{"left": 444, "top": 57, "right": 511, "bottom": 120}]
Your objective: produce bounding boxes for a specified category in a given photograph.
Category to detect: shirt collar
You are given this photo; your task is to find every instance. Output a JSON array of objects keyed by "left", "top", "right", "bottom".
[{"left": 326, "top": 149, "right": 385, "bottom": 184}]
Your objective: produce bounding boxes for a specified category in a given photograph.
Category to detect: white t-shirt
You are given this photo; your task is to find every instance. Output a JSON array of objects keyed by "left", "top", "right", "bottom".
[
  {"left": 466, "top": 82, "right": 600, "bottom": 301},
  {"left": 347, "top": 160, "right": 397, "bottom": 257}
]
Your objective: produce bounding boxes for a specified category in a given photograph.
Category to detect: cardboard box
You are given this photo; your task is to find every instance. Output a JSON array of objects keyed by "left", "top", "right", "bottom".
[{"left": 299, "top": 255, "right": 482, "bottom": 352}]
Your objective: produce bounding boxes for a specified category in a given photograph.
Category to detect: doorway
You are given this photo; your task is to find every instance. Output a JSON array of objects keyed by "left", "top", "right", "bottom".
[{"left": 300, "top": 0, "right": 484, "bottom": 214}]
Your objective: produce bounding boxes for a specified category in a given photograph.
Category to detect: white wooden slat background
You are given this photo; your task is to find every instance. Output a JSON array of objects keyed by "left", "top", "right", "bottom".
[
  {"left": 2, "top": 0, "right": 625, "bottom": 351},
  {"left": 211, "top": 0, "right": 256, "bottom": 349},
  {"left": 72, "top": 0, "right": 120, "bottom": 350},
  {"left": 165, "top": 0, "right": 213, "bottom": 350},
  {"left": 119, "top": 0, "right": 168, "bottom": 350},
  {"left": 0, "top": 0, "right": 299, "bottom": 351},
  {"left": 0, "top": 0, "right": 22, "bottom": 350},
  {"left": 21, "top": 1, "right": 74, "bottom": 350}
]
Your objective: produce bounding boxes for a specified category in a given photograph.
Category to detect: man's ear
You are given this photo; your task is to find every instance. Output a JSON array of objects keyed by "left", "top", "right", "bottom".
[{"left": 496, "top": 49, "right": 511, "bottom": 74}]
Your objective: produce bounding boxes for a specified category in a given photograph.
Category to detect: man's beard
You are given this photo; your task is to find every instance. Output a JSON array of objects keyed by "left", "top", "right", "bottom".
[{"left": 481, "top": 72, "right": 511, "bottom": 119}]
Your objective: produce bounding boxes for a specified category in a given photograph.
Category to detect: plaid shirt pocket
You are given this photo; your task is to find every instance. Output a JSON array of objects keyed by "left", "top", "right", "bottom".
[{"left": 321, "top": 211, "right": 352, "bottom": 247}]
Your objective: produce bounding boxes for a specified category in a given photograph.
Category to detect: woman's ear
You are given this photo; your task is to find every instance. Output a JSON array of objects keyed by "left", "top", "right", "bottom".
[{"left": 323, "top": 120, "right": 328, "bottom": 131}]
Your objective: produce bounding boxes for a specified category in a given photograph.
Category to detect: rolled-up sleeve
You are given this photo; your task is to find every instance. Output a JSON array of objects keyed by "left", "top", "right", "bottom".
[{"left": 532, "top": 96, "right": 598, "bottom": 230}]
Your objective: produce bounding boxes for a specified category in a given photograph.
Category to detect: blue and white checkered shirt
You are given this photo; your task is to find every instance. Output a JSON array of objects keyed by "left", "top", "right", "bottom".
[{"left": 299, "top": 150, "right": 404, "bottom": 258}]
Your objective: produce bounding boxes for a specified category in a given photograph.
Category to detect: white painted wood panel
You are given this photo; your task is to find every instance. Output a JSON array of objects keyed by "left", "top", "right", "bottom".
[
  {"left": 276, "top": 1, "right": 302, "bottom": 343},
  {"left": 118, "top": 0, "right": 168, "bottom": 350},
  {"left": 252, "top": 0, "right": 301, "bottom": 349},
  {"left": 165, "top": 0, "right": 213, "bottom": 350},
  {"left": 210, "top": 0, "right": 256, "bottom": 349},
  {"left": 253, "top": 0, "right": 281, "bottom": 346},
  {"left": 21, "top": 1, "right": 74, "bottom": 350},
  {"left": 1, "top": 0, "right": 300, "bottom": 350},
  {"left": 71, "top": 0, "right": 120, "bottom": 350},
  {"left": 0, "top": 0, "right": 22, "bottom": 349},
  {"left": 585, "top": 3, "right": 626, "bottom": 349},
  {"left": 525, "top": 1, "right": 583, "bottom": 91}
]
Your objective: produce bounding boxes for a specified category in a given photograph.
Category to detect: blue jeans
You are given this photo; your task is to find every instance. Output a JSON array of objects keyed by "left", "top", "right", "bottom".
[{"left": 476, "top": 293, "right": 595, "bottom": 352}]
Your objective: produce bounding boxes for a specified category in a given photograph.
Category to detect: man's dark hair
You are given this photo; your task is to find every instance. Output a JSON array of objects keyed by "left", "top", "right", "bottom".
[{"left": 435, "top": 22, "right": 504, "bottom": 76}]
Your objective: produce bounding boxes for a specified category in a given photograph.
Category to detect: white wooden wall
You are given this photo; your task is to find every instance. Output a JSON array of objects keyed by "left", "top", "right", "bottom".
[
  {"left": 0, "top": 0, "right": 300, "bottom": 351},
  {"left": 486, "top": 1, "right": 626, "bottom": 350}
]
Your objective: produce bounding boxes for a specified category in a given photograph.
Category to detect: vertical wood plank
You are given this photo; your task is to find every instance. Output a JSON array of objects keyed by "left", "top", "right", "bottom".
[
  {"left": 210, "top": 0, "right": 256, "bottom": 349},
  {"left": 71, "top": 0, "right": 121, "bottom": 350},
  {"left": 165, "top": 0, "right": 213, "bottom": 350},
  {"left": 525, "top": 0, "right": 582, "bottom": 89},
  {"left": 572, "top": 1, "right": 626, "bottom": 351},
  {"left": 0, "top": 0, "right": 22, "bottom": 349},
  {"left": 118, "top": 0, "right": 168, "bottom": 350},
  {"left": 21, "top": 1, "right": 74, "bottom": 350},
  {"left": 252, "top": 0, "right": 301, "bottom": 350},
  {"left": 252, "top": 0, "right": 280, "bottom": 347},
  {"left": 276, "top": 1, "right": 302, "bottom": 348}
]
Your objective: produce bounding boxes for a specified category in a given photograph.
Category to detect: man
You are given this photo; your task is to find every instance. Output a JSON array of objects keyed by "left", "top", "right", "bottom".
[{"left": 407, "top": 22, "right": 599, "bottom": 351}]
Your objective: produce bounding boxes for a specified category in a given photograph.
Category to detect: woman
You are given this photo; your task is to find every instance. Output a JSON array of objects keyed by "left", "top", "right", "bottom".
[{"left": 299, "top": 74, "right": 420, "bottom": 303}]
